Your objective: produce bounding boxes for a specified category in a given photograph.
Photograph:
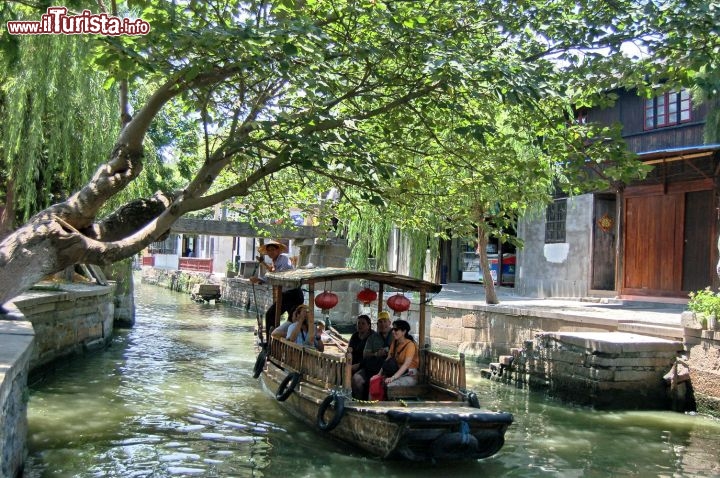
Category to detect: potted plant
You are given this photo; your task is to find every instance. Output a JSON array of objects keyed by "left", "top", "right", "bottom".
[
  {"left": 688, "top": 287, "right": 720, "bottom": 330},
  {"left": 226, "top": 260, "right": 237, "bottom": 278}
]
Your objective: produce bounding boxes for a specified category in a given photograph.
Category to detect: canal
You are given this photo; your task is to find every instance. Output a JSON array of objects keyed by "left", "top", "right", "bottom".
[{"left": 23, "top": 282, "right": 720, "bottom": 477}]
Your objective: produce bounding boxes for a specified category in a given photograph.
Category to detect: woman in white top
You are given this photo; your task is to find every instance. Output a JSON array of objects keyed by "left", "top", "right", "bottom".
[{"left": 286, "top": 305, "right": 324, "bottom": 351}]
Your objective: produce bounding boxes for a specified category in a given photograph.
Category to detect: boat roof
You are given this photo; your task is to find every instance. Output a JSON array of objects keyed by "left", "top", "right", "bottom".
[{"left": 265, "top": 267, "right": 442, "bottom": 293}]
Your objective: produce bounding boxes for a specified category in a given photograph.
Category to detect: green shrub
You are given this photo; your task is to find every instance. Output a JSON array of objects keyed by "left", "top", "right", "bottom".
[{"left": 688, "top": 287, "right": 720, "bottom": 317}]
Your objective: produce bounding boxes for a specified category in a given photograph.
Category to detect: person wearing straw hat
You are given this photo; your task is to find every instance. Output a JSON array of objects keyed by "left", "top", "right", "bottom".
[
  {"left": 250, "top": 239, "right": 304, "bottom": 341},
  {"left": 250, "top": 239, "right": 292, "bottom": 281}
]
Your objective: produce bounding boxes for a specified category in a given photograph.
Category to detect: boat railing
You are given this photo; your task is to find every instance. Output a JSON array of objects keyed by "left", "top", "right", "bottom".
[
  {"left": 423, "top": 349, "right": 467, "bottom": 393},
  {"left": 268, "top": 337, "right": 305, "bottom": 373},
  {"left": 300, "top": 347, "right": 347, "bottom": 389},
  {"left": 268, "top": 337, "right": 346, "bottom": 389},
  {"left": 268, "top": 338, "right": 466, "bottom": 393}
]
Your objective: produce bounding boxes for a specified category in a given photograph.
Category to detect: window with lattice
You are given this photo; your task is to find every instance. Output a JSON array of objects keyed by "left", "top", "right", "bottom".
[
  {"left": 545, "top": 198, "right": 567, "bottom": 244},
  {"left": 644, "top": 88, "right": 691, "bottom": 130}
]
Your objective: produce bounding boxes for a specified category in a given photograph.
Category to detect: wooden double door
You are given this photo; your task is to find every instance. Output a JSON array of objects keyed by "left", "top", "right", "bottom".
[{"left": 621, "top": 179, "right": 716, "bottom": 297}]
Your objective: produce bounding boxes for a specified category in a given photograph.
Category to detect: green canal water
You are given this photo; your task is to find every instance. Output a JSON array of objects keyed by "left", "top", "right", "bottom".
[{"left": 23, "top": 282, "right": 720, "bottom": 477}]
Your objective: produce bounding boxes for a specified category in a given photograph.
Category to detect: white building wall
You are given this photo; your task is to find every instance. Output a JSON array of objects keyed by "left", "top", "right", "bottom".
[{"left": 515, "top": 194, "right": 595, "bottom": 298}]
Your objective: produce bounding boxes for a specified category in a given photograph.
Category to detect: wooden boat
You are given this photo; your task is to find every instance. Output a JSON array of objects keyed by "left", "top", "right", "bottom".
[{"left": 253, "top": 267, "right": 513, "bottom": 462}]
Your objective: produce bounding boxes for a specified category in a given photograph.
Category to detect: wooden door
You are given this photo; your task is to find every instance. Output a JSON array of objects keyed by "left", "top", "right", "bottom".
[
  {"left": 682, "top": 190, "right": 714, "bottom": 291},
  {"left": 591, "top": 196, "right": 616, "bottom": 290},
  {"left": 622, "top": 179, "right": 715, "bottom": 297},
  {"left": 622, "top": 191, "right": 684, "bottom": 296}
]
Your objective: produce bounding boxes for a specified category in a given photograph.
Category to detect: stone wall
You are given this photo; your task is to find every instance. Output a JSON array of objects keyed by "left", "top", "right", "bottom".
[
  {"left": 221, "top": 277, "right": 364, "bottom": 329},
  {"left": 140, "top": 267, "right": 218, "bottom": 294},
  {"left": 102, "top": 259, "right": 135, "bottom": 328},
  {"left": 0, "top": 304, "right": 33, "bottom": 478},
  {"left": 427, "top": 303, "right": 616, "bottom": 359},
  {"left": 0, "top": 283, "right": 115, "bottom": 478},
  {"left": 532, "top": 332, "right": 682, "bottom": 409},
  {"left": 682, "top": 311, "right": 720, "bottom": 417},
  {"left": 515, "top": 194, "right": 595, "bottom": 298},
  {"left": 12, "top": 284, "right": 116, "bottom": 371}
]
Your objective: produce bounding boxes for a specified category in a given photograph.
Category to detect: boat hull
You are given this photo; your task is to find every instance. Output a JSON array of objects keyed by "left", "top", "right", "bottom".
[{"left": 260, "top": 363, "right": 513, "bottom": 462}]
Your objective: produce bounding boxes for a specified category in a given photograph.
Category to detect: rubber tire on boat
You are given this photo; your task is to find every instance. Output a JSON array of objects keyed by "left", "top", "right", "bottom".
[
  {"left": 316, "top": 393, "right": 345, "bottom": 432},
  {"left": 252, "top": 349, "right": 267, "bottom": 379},
  {"left": 431, "top": 432, "right": 479, "bottom": 461},
  {"left": 276, "top": 372, "right": 301, "bottom": 401},
  {"left": 467, "top": 391, "right": 480, "bottom": 409}
]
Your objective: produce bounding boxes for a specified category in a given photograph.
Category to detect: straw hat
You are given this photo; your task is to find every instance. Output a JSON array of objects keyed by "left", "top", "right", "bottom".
[{"left": 258, "top": 239, "right": 288, "bottom": 254}]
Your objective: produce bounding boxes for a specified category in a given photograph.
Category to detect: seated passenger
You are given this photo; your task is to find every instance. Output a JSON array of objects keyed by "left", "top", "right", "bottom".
[
  {"left": 373, "top": 319, "right": 419, "bottom": 389},
  {"left": 286, "top": 305, "right": 324, "bottom": 351},
  {"left": 352, "top": 311, "right": 392, "bottom": 399},
  {"left": 271, "top": 304, "right": 306, "bottom": 339},
  {"left": 315, "top": 319, "right": 330, "bottom": 343},
  {"left": 348, "top": 314, "right": 373, "bottom": 372}
]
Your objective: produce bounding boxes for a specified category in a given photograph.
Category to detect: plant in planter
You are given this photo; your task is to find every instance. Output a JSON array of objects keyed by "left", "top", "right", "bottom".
[
  {"left": 688, "top": 287, "right": 720, "bottom": 330},
  {"left": 226, "top": 260, "right": 237, "bottom": 278}
]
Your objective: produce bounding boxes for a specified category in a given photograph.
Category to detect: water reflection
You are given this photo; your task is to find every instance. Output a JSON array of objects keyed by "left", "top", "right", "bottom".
[{"left": 24, "top": 282, "right": 720, "bottom": 477}]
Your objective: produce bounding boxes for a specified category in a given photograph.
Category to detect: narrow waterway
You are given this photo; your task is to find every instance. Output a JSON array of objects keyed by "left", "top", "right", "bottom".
[{"left": 24, "top": 282, "right": 720, "bottom": 477}]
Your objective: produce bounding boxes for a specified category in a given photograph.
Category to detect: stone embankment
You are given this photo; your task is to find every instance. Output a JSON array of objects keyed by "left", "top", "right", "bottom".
[
  {"left": 0, "top": 284, "right": 115, "bottom": 478},
  {"left": 681, "top": 311, "right": 720, "bottom": 416},
  {"left": 142, "top": 267, "right": 365, "bottom": 329}
]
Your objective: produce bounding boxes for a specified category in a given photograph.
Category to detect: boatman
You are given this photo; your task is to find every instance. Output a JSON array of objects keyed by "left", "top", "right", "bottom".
[{"left": 249, "top": 239, "right": 304, "bottom": 343}]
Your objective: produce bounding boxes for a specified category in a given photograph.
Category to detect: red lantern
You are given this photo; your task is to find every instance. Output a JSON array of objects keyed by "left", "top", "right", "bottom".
[
  {"left": 387, "top": 293, "right": 411, "bottom": 316},
  {"left": 315, "top": 291, "right": 339, "bottom": 314},
  {"left": 356, "top": 287, "right": 378, "bottom": 305}
]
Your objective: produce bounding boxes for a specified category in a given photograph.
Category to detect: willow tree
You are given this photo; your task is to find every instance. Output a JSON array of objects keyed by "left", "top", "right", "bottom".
[
  {"left": 0, "top": 32, "right": 118, "bottom": 235},
  {"left": 0, "top": 0, "right": 716, "bottom": 307}
]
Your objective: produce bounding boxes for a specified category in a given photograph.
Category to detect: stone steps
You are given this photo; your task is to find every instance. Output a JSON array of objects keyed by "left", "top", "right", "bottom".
[{"left": 617, "top": 322, "right": 684, "bottom": 341}]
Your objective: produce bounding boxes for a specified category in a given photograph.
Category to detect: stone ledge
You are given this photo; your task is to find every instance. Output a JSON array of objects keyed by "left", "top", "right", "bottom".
[
  {"left": 540, "top": 331, "right": 683, "bottom": 354},
  {"left": 0, "top": 303, "right": 34, "bottom": 478},
  {"left": 617, "top": 322, "right": 684, "bottom": 341},
  {"left": 12, "top": 284, "right": 115, "bottom": 309}
]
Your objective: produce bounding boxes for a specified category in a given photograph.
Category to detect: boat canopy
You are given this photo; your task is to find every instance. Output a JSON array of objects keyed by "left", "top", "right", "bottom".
[{"left": 264, "top": 267, "right": 442, "bottom": 293}]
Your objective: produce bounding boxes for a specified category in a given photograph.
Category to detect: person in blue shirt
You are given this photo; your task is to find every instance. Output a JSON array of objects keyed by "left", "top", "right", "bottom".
[{"left": 286, "top": 304, "right": 324, "bottom": 351}]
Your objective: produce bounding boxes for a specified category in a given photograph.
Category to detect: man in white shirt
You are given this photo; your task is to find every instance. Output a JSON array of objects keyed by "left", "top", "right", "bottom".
[{"left": 250, "top": 239, "right": 304, "bottom": 342}]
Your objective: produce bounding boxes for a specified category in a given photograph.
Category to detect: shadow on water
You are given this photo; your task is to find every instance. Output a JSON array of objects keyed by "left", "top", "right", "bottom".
[{"left": 23, "top": 282, "right": 720, "bottom": 477}]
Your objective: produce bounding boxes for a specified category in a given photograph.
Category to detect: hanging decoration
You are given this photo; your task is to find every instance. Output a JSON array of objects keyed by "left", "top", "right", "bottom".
[
  {"left": 356, "top": 287, "right": 378, "bottom": 305},
  {"left": 387, "top": 293, "right": 411, "bottom": 316},
  {"left": 598, "top": 213, "right": 614, "bottom": 233},
  {"left": 315, "top": 291, "right": 339, "bottom": 316}
]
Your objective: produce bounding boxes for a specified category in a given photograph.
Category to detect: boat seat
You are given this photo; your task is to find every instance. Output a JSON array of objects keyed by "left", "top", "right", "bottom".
[{"left": 386, "top": 384, "right": 429, "bottom": 400}]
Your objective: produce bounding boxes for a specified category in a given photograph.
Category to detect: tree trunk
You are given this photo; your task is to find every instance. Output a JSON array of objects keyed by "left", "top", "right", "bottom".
[
  {"left": 717, "top": 233, "right": 720, "bottom": 282},
  {"left": 0, "top": 182, "right": 15, "bottom": 240},
  {"left": 477, "top": 226, "right": 499, "bottom": 304}
]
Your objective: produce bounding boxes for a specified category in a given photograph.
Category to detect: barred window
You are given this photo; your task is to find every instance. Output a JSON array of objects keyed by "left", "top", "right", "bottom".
[
  {"left": 148, "top": 234, "right": 178, "bottom": 254},
  {"left": 545, "top": 199, "right": 567, "bottom": 244}
]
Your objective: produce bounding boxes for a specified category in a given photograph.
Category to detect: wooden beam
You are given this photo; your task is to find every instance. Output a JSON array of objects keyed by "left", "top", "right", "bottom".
[
  {"left": 170, "top": 218, "right": 319, "bottom": 239},
  {"left": 642, "top": 151, "right": 714, "bottom": 165}
]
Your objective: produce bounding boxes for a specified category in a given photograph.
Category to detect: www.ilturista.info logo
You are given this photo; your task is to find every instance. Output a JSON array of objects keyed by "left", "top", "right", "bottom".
[{"left": 6, "top": 7, "right": 150, "bottom": 36}]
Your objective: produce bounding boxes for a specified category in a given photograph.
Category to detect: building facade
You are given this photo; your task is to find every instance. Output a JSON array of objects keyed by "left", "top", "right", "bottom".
[{"left": 515, "top": 88, "right": 720, "bottom": 300}]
